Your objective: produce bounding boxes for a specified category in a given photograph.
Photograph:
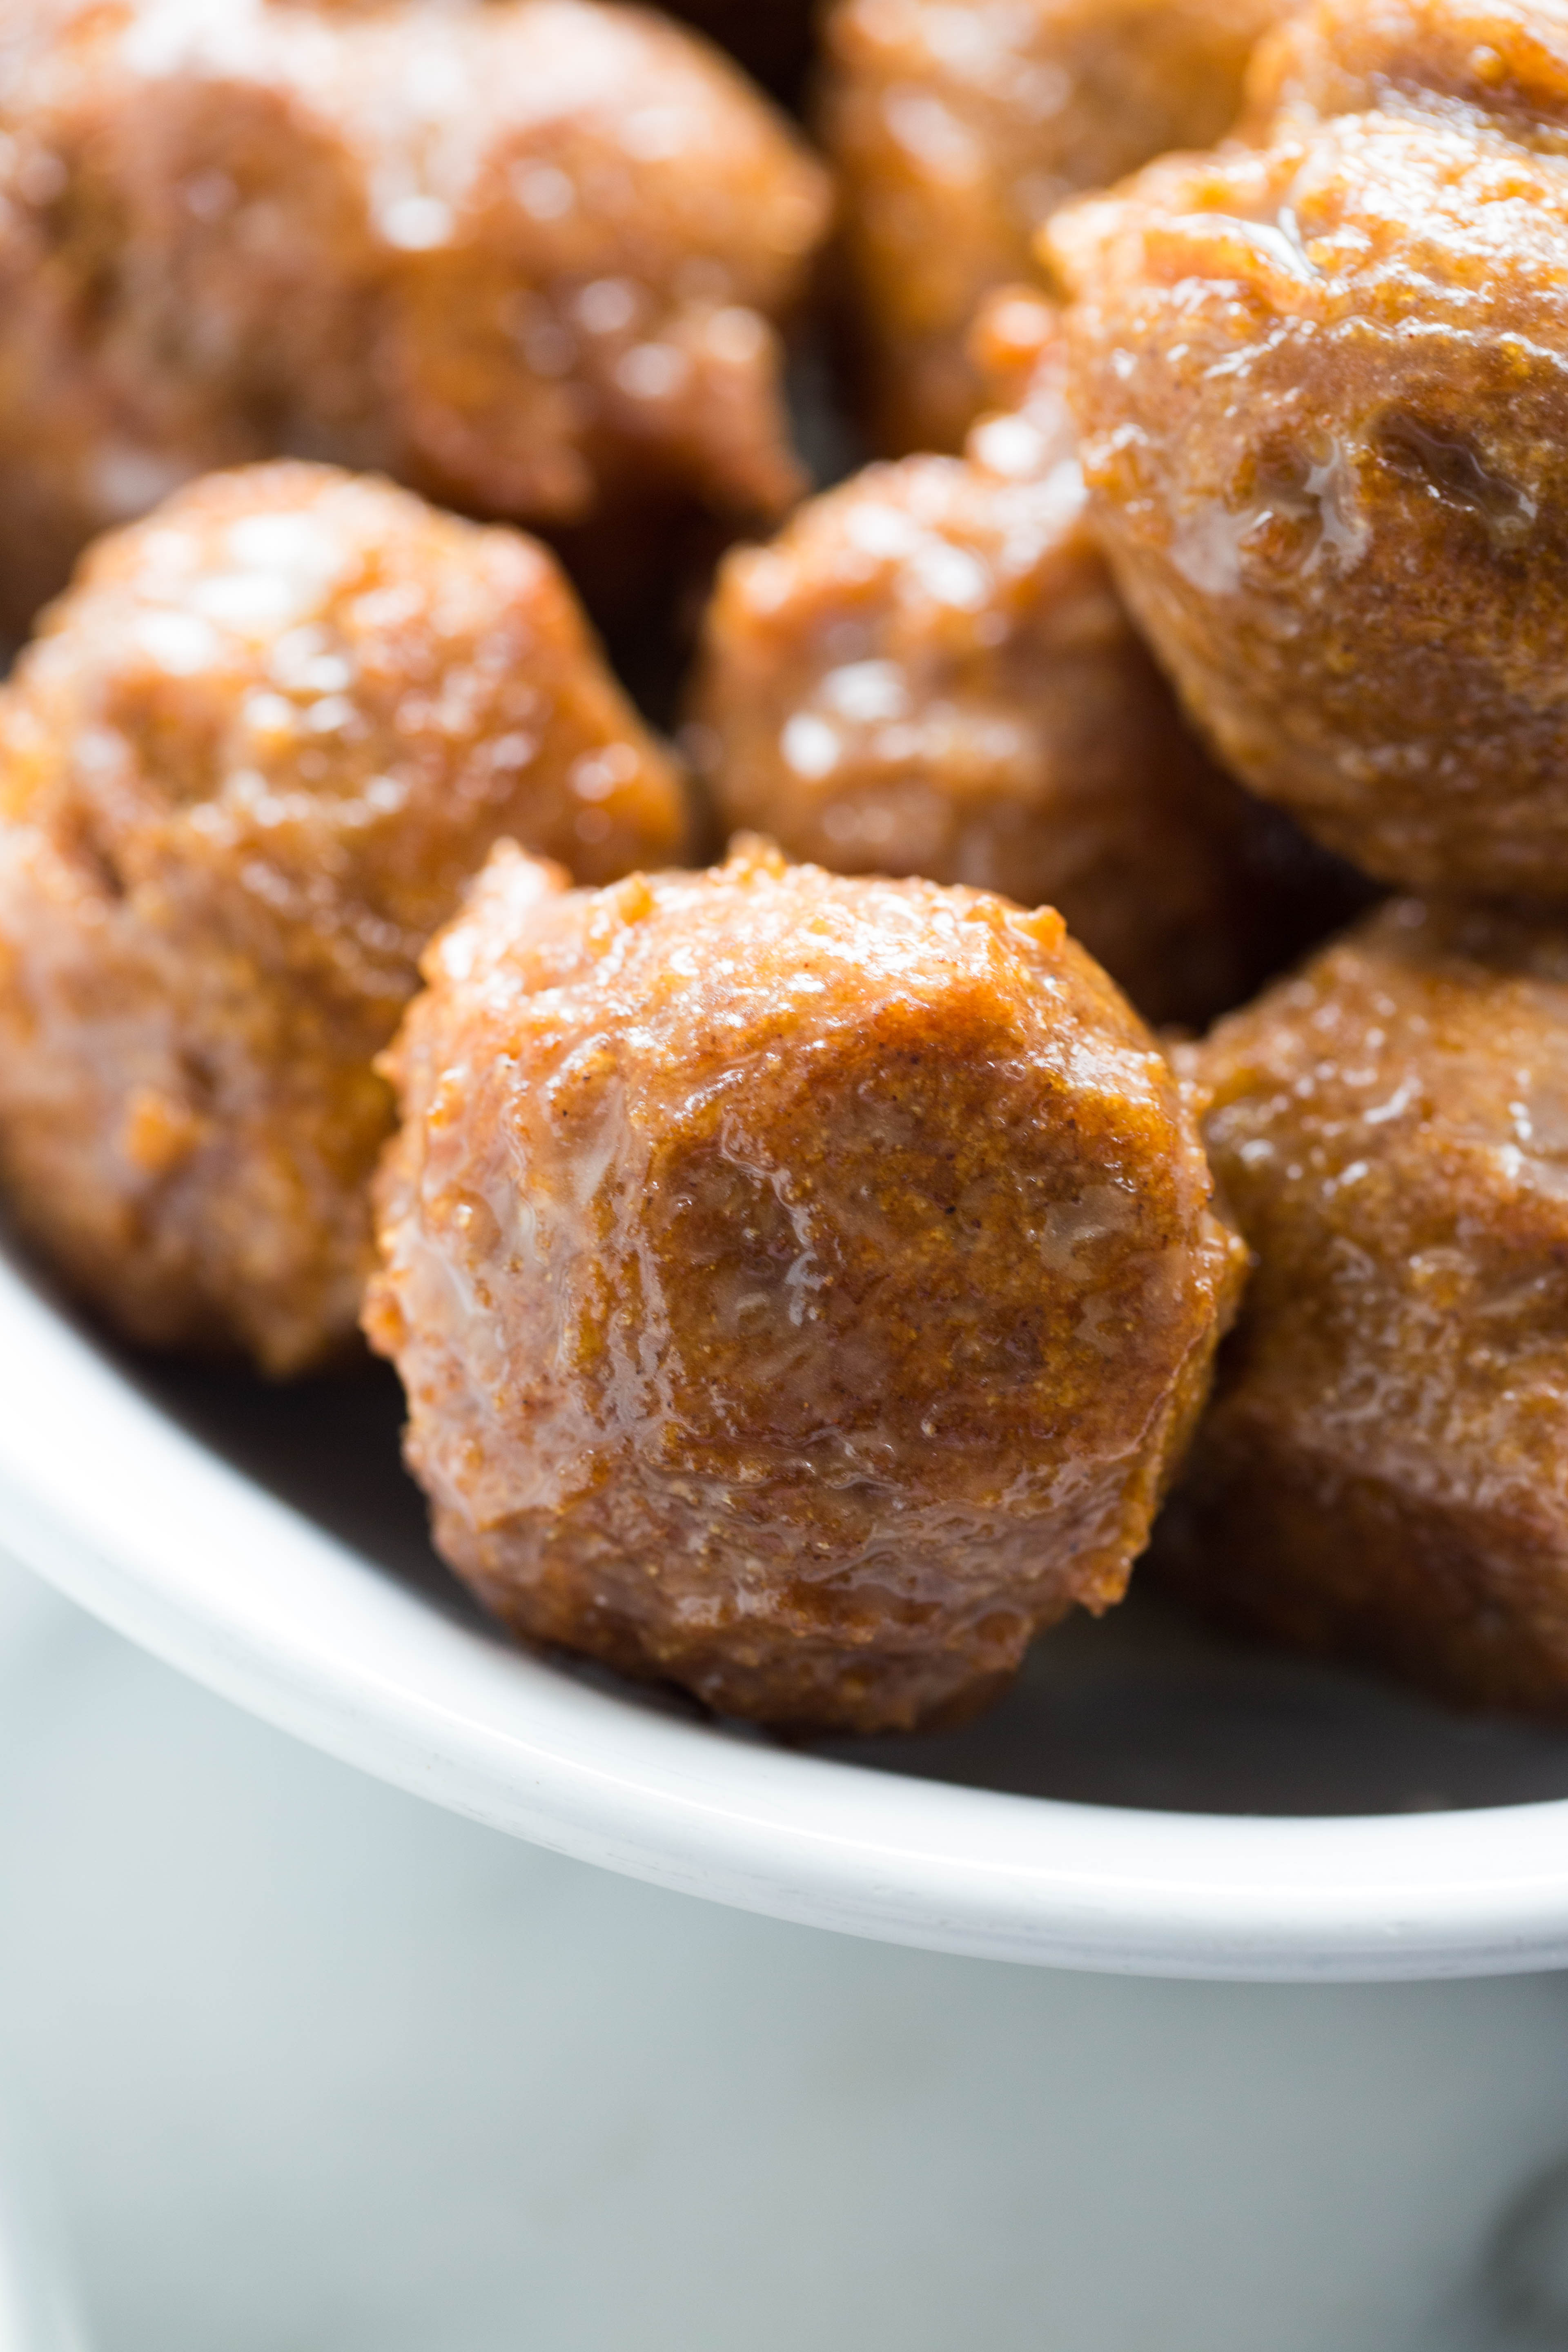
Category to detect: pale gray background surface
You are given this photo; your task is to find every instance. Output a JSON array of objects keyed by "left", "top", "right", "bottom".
[{"left": 2, "top": 1559, "right": 1568, "bottom": 2350}]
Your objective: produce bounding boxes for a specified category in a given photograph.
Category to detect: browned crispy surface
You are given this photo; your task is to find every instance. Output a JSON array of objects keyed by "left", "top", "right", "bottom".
[
  {"left": 0, "top": 0, "right": 830, "bottom": 632},
  {"left": 0, "top": 460, "right": 688, "bottom": 1375},
  {"left": 688, "top": 291, "right": 1368, "bottom": 1029},
  {"left": 822, "top": 0, "right": 1285, "bottom": 454},
  {"left": 1051, "top": 0, "right": 1568, "bottom": 900},
  {"left": 365, "top": 837, "right": 1245, "bottom": 1732},
  {"left": 1158, "top": 898, "right": 1568, "bottom": 1712}
]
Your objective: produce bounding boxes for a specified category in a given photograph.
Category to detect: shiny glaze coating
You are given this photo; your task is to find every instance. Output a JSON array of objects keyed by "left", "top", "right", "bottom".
[
  {"left": 1159, "top": 897, "right": 1568, "bottom": 1711},
  {"left": 1051, "top": 0, "right": 1568, "bottom": 898},
  {"left": 688, "top": 290, "right": 1370, "bottom": 1030},
  {"left": 0, "top": 0, "right": 829, "bottom": 630},
  {"left": 366, "top": 838, "right": 1244, "bottom": 1733},
  {"left": 0, "top": 460, "right": 687, "bottom": 1374},
  {"left": 821, "top": 0, "right": 1285, "bottom": 454}
]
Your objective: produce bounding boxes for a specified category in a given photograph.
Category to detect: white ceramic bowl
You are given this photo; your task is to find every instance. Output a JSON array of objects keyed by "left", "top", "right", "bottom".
[
  {"left": 7, "top": 1241, "right": 1568, "bottom": 1982},
  {"left": 11, "top": 1548, "right": 1568, "bottom": 2352}
]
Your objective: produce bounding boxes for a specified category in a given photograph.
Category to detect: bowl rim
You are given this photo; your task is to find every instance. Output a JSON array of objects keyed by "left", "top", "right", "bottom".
[{"left": 7, "top": 1251, "right": 1568, "bottom": 1983}]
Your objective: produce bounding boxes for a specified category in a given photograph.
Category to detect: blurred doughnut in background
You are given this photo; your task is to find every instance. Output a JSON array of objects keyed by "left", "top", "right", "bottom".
[
  {"left": 690, "top": 287, "right": 1370, "bottom": 1030},
  {"left": 0, "top": 0, "right": 830, "bottom": 636},
  {"left": 821, "top": 0, "right": 1288, "bottom": 455}
]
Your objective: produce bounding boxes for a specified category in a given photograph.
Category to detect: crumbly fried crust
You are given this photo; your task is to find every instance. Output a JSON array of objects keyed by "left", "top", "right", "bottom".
[
  {"left": 366, "top": 837, "right": 1244, "bottom": 1731},
  {"left": 0, "top": 460, "right": 688, "bottom": 1372},
  {"left": 1051, "top": 0, "right": 1568, "bottom": 898},
  {"left": 1160, "top": 896, "right": 1568, "bottom": 1710}
]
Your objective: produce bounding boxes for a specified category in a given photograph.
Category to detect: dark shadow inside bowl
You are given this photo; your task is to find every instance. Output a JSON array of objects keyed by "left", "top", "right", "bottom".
[{"left": 117, "top": 1335, "right": 1568, "bottom": 1822}]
